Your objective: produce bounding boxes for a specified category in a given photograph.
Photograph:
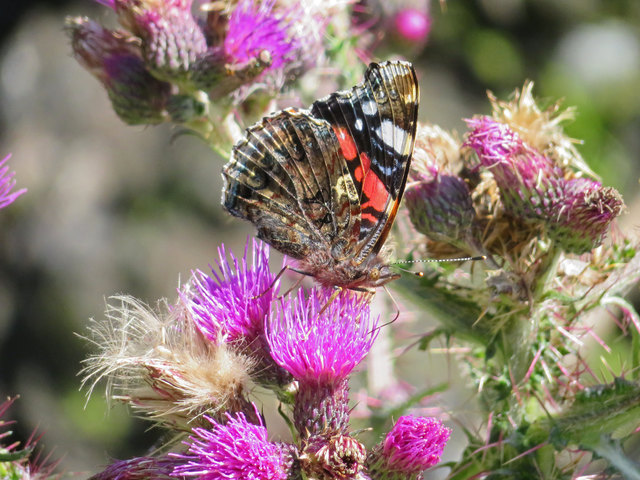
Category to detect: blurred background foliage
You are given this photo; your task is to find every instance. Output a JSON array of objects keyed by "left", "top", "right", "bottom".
[{"left": 0, "top": 0, "right": 639, "bottom": 476}]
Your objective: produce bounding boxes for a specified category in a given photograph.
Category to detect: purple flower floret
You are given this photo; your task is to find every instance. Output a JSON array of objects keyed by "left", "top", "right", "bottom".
[
  {"left": 224, "top": 0, "right": 296, "bottom": 71},
  {"left": 174, "top": 409, "right": 288, "bottom": 480},
  {"left": 267, "top": 288, "right": 378, "bottom": 386},
  {"left": 185, "top": 238, "right": 276, "bottom": 344},
  {"left": 0, "top": 154, "right": 27, "bottom": 209},
  {"left": 382, "top": 415, "right": 451, "bottom": 473}
]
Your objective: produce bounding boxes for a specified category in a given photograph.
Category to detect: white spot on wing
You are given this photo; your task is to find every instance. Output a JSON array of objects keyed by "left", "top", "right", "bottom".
[
  {"left": 377, "top": 119, "right": 408, "bottom": 154},
  {"left": 354, "top": 118, "right": 364, "bottom": 131},
  {"left": 362, "top": 100, "right": 378, "bottom": 116}
]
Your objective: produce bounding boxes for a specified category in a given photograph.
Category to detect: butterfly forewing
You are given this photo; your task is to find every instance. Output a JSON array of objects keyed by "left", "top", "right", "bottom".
[{"left": 310, "top": 61, "right": 419, "bottom": 262}]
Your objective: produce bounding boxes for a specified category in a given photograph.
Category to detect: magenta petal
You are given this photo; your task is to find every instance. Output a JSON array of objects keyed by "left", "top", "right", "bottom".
[
  {"left": 184, "top": 238, "right": 276, "bottom": 344},
  {"left": 267, "top": 288, "right": 378, "bottom": 386}
]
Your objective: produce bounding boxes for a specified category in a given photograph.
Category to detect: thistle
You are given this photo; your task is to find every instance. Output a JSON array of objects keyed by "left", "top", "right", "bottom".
[
  {"left": 66, "top": 17, "right": 171, "bottom": 124},
  {"left": 367, "top": 415, "right": 451, "bottom": 480},
  {"left": 174, "top": 408, "right": 292, "bottom": 480},
  {"left": 84, "top": 238, "right": 450, "bottom": 480},
  {"left": 405, "top": 125, "right": 480, "bottom": 255},
  {"left": 396, "top": 82, "right": 639, "bottom": 479},
  {"left": 108, "top": 0, "right": 207, "bottom": 81}
]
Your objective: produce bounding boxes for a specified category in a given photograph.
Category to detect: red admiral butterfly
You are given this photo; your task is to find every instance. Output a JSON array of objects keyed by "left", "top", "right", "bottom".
[{"left": 222, "top": 61, "right": 419, "bottom": 291}]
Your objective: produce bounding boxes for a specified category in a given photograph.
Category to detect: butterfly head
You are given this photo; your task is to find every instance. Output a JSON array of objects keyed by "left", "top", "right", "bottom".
[{"left": 364, "top": 262, "right": 401, "bottom": 288}]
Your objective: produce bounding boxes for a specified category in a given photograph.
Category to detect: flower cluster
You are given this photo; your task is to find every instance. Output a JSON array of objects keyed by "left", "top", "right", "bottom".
[
  {"left": 405, "top": 86, "right": 624, "bottom": 260},
  {"left": 65, "top": 0, "right": 353, "bottom": 153},
  {"left": 398, "top": 83, "right": 640, "bottom": 478},
  {"left": 84, "top": 238, "right": 450, "bottom": 479}
]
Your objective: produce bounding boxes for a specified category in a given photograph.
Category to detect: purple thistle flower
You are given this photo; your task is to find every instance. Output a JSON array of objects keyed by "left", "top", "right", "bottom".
[
  {"left": 368, "top": 415, "right": 450, "bottom": 476},
  {"left": 267, "top": 288, "right": 378, "bottom": 387},
  {"left": 184, "top": 238, "right": 276, "bottom": 345},
  {"left": 89, "top": 456, "right": 185, "bottom": 479},
  {"left": 549, "top": 177, "right": 624, "bottom": 254},
  {"left": 0, "top": 154, "right": 27, "bottom": 209},
  {"left": 268, "top": 288, "right": 377, "bottom": 436},
  {"left": 174, "top": 409, "right": 290, "bottom": 480},
  {"left": 224, "top": 0, "right": 296, "bottom": 73},
  {"left": 465, "top": 116, "right": 564, "bottom": 221}
]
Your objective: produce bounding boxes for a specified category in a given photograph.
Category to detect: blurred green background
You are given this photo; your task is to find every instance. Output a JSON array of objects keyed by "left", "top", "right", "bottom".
[{"left": 0, "top": 0, "right": 639, "bottom": 476}]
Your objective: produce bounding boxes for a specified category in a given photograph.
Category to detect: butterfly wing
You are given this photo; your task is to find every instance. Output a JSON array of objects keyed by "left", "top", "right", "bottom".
[
  {"left": 310, "top": 60, "right": 419, "bottom": 263},
  {"left": 222, "top": 61, "right": 419, "bottom": 270},
  {"left": 222, "top": 108, "right": 360, "bottom": 260}
]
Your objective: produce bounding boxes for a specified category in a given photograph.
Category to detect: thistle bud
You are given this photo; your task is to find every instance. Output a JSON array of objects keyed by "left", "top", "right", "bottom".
[
  {"left": 112, "top": 0, "right": 207, "bottom": 81},
  {"left": 66, "top": 17, "right": 170, "bottom": 124},
  {"left": 405, "top": 167, "right": 477, "bottom": 249},
  {"left": 302, "top": 434, "right": 367, "bottom": 480},
  {"left": 190, "top": 46, "right": 273, "bottom": 97},
  {"left": 392, "top": 8, "right": 431, "bottom": 47},
  {"left": 548, "top": 177, "right": 624, "bottom": 254}
]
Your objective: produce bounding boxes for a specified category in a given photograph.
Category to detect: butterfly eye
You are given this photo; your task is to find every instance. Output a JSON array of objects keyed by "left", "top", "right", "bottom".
[{"left": 369, "top": 268, "right": 380, "bottom": 281}]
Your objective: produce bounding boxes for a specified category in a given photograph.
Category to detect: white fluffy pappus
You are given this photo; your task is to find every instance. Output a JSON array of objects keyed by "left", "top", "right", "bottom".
[{"left": 80, "top": 295, "right": 256, "bottom": 430}]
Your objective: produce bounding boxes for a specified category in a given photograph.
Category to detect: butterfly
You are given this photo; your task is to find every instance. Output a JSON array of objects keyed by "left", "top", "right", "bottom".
[{"left": 222, "top": 61, "right": 419, "bottom": 291}]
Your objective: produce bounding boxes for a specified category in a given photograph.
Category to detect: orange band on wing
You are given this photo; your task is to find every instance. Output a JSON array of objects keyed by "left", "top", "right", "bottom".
[
  {"left": 360, "top": 152, "right": 389, "bottom": 214},
  {"left": 332, "top": 126, "right": 358, "bottom": 161}
]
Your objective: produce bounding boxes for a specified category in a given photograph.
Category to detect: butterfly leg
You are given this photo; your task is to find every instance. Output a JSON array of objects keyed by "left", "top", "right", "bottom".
[
  {"left": 251, "top": 264, "right": 315, "bottom": 300},
  {"left": 318, "top": 285, "right": 343, "bottom": 316},
  {"left": 251, "top": 264, "right": 289, "bottom": 300}
]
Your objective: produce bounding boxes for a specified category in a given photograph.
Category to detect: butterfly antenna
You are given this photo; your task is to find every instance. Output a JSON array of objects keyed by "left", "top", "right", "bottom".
[
  {"left": 392, "top": 254, "right": 485, "bottom": 271},
  {"left": 392, "top": 255, "right": 486, "bottom": 266}
]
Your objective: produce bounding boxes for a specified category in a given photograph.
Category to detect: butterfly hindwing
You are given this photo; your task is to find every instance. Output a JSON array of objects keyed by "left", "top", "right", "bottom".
[{"left": 223, "top": 109, "right": 361, "bottom": 260}]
